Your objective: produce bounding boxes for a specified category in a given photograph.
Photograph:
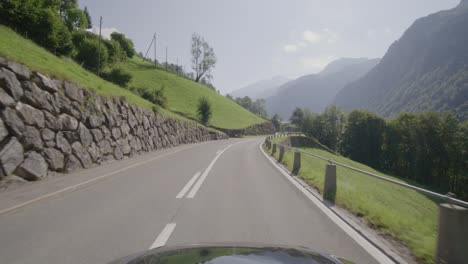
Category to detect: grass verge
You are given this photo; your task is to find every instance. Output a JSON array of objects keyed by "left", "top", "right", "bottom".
[{"left": 264, "top": 137, "right": 439, "bottom": 263}]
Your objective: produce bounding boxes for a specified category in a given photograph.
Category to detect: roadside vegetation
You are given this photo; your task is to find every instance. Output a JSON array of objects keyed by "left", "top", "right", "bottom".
[
  {"left": 288, "top": 106, "right": 468, "bottom": 201},
  {"left": 265, "top": 136, "right": 439, "bottom": 263}
]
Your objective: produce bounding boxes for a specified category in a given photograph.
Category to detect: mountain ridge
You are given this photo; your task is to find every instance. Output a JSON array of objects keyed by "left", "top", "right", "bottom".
[
  {"left": 334, "top": 1, "right": 468, "bottom": 120},
  {"left": 266, "top": 58, "right": 380, "bottom": 119}
]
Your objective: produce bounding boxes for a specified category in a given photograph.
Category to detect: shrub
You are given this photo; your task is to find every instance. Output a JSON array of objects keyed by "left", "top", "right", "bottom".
[
  {"left": 76, "top": 37, "right": 108, "bottom": 71},
  {"left": 101, "top": 67, "right": 132, "bottom": 87},
  {"left": 197, "top": 96, "right": 212, "bottom": 125},
  {"left": 131, "top": 86, "right": 168, "bottom": 108}
]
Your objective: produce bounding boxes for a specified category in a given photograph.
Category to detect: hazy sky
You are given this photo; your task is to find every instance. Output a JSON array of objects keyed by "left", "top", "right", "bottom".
[{"left": 79, "top": 0, "right": 459, "bottom": 94}]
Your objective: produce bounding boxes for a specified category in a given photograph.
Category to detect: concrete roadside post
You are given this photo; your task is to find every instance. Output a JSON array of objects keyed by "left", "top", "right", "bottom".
[
  {"left": 279, "top": 145, "right": 285, "bottom": 162},
  {"left": 323, "top": 162, "right": 337, "bottom": 203},
  {"left": 436, "top": 202, "right": 468, "bottom": 264},
  {"left": 292, "top": 151, "right": 301, "bottom": 175},
  {"left": 272, "top": 143, "right": 277, "bottom": 155}
]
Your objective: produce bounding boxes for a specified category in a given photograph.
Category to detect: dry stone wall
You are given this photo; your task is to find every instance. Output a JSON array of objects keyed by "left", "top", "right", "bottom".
[{"left": 0, "top": 57, "right": 226, "bottom": 181}]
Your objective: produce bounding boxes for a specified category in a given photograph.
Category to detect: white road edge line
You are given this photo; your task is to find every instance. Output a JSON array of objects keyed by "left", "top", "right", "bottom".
[
  {"left": 259, "top": 143, "right": 394, "bottom": 264},
  {"left": 187, "top": 144, "right": 233, "bottom": 198},
  {"left": 176, "top": 172, "right": 201, "bottom": 199},
  {"left": 149, "top": 223, "right": 176, "bottom": 249},
  {"left": 0, "top": 145, "right": 198, "bottom": 216}
]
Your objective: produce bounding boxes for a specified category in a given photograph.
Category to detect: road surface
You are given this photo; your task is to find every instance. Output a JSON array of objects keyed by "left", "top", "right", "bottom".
[{"left": 0, "top": 138, "right": 381, "bottom": 264}]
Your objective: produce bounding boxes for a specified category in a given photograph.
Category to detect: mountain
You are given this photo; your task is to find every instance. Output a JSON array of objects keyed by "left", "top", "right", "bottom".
[
  {"left": 266, "top": 58, "right": 380, "bottom": 119},
  {"left": 229, "top": 76, "right": 290, "bottom": 99},
  {"left": 334, "top": 0, "right": 468, "bottom": 120}
]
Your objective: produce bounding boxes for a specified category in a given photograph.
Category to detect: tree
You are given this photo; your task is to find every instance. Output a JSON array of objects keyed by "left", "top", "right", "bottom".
[
  {"left": 290, "top": 108, "right": 304, "bottom": 128},
  {"left": 271, "top": 114, "right": 281, "bottom": 132},
  {"left": 197, "top": 97, "right": 212, "bottom": 125},
  {"left": 83, "top": 6, "right": 92, "bottom": 28},
  {"left": 111, "top": 32, "right": 135, "bottom": 58},
  {"left": 191, "top": 33, "right": 217, "bottom": 82},
  {"left": 341, "top": 110, "right": 386, "bottom": 168}
]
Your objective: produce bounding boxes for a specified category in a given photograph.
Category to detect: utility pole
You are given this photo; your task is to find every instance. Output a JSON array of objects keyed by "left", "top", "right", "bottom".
[
  {"left": 165, "top": 46, "right": 168, "bottom": 69},
  {"left": 153, "top": 33, "right": 157, "bottom": 65},
  {"left": 176, "top": 57, "right": 179, "bottom": 73},
  {"left": 97, "top": 16, "right": 102, "bottom": 75}
]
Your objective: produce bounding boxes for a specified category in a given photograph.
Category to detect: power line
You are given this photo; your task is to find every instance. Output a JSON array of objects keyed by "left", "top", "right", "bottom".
[
  {"left": 153, "top": 33, "right": 157, "bottom": 65},
  {"left": 143, "top": 34, "right": 155, "bottom": 62}
]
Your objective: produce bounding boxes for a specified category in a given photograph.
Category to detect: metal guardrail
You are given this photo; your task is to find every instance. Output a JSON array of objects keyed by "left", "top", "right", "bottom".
[
  {"left": 269, "top": 138, "right": 468, "bottom": 208},
  {"left": 266, "top": 135, "right": 468, "bottom": 263}
]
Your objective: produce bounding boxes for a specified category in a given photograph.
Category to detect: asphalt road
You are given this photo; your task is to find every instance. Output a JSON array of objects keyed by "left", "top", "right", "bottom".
[{"left": 0, "top": 138, "right": 382, "bottom": 264}]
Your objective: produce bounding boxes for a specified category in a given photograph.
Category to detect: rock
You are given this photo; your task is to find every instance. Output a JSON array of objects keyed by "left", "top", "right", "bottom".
[
  {"left": 62, "top": 101, "right": 83, "bottom": 121},
  {"left": 58, "top": 114, "right": 78, "bottom": 131},
  {"left": 53, "top": 92, "right": 71, "bottom": 113},
  {"left": 128, "top": 111, "right": 138, "bottom": 128},
  {"left": 119, "top": 138, "right": 131, "bottom": 155},
  {"left": 16, "top": 102, "right": 45, "bottom": 128},
  {"left": 65, "top": 154, "right": 82, "bottom": 172},
  {"left": 63, "top": 82, "right": 84, "bottom": 104},
  {"left": 90, "top": 128, "right": 103, "bottom": 142},
  {"left": 71, "top": 142, "right": 92, "bottom": 168},
  {"left": 101, "top": 126, "right": 111, "bottom": 140},
  {"left": 6, "top": 61, "right": 30, "bottom": 80},
  {"left": 62, "top": 131, "right": 79, "bottom": 142},
  {"left": 111, "top": 127, "right": 121, "bottom": 139},
  {"left": 87, "top": 115, "right": 102, "bottom": 128},
  {"left": 22, "top": 81, "right": 54, "bottom": 112},
  {"left": 0, "top": 68, "right": 23, "bottom": 100},
  {"left": 44, "top": 111, "right": 61, "bottom": 131},
  {"left": 87, "top": 142, "right": 102, "bottom": 163},
  {"left": 0, "top": 137, "right": 24, "bottom": 176},
  {"left": 0, "top": 119, "right": 8, "bottom": 143},
  {"left": 43, "top": 148, "right": 64, "bottom": 171},
  {"left": 113, "top": 145, "right": 123, "bottom": 160},
  {"left": 44, "top": 140, "right": 55, "bottom": 148},
  {"left": 56, "top": 132, "right": 71, "bottom": 155},
  {"left": 32, "top": 72, "right": 58, "bottom": 93},
  {"left": 22, "top": 126, "right": 43, "bottom": 150},
  {"left": 15, "top": 151, "right": 47, "bottom": 181},
  {"left": 1, "top": 108, "right": 25, "bottom": 137},
  {"left": 98, "top": 140, "right": 112, "bottom": 154},
  {"left": 0, "top": 88, "right": 15, "bottom": 107},
  {"left": 78, "top": 123, "right": 93, "bottom": 146},
  {"left": 101, "top": 154, "right": 115, "bottom": 164},
  {"left": 41, "top": 128, "right": 55, "bottom": 141},
  {"left": 143, "top": 116, "right": 150, "bottom": 130},
  {"left": 120, "top": 122, "right": 130, "bottom": 136}
]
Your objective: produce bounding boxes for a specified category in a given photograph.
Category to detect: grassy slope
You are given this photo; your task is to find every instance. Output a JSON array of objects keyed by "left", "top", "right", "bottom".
[
  {"left": 121, "top": 57, "right": 266, "bottom": 129},
  {"left": 0, "top": 26, "right": 157, "bottom": 110},
  {"left": 266, "top": 137, "right": 438, "bottom": 263}
]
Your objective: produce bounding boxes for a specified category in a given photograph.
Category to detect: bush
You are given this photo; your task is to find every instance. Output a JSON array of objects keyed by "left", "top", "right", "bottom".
[
  {"left": 75, "top": 37, "right": 108, "bottom": 71},
  {"left": 101, "top": 67, "right": 132, "bottom": 87},
  {"left": 197, "top": 96, "right": 212, "bottom": 125},
  {"left": 131, "top": 86, "right": 168, "bottom": 108}
]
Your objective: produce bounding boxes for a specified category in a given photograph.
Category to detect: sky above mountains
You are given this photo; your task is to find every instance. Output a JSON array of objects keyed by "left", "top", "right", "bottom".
[{"left": 79, "top": 0, "right": 459, "bottom": 94}]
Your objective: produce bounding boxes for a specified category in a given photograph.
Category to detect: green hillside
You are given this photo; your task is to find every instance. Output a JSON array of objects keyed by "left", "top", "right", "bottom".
[
  {"left": 121, "top": 57, "right": 266, "bottom": 129},
  {"left": 0, "top": 25, "right": 265, "bottom": 130}
]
